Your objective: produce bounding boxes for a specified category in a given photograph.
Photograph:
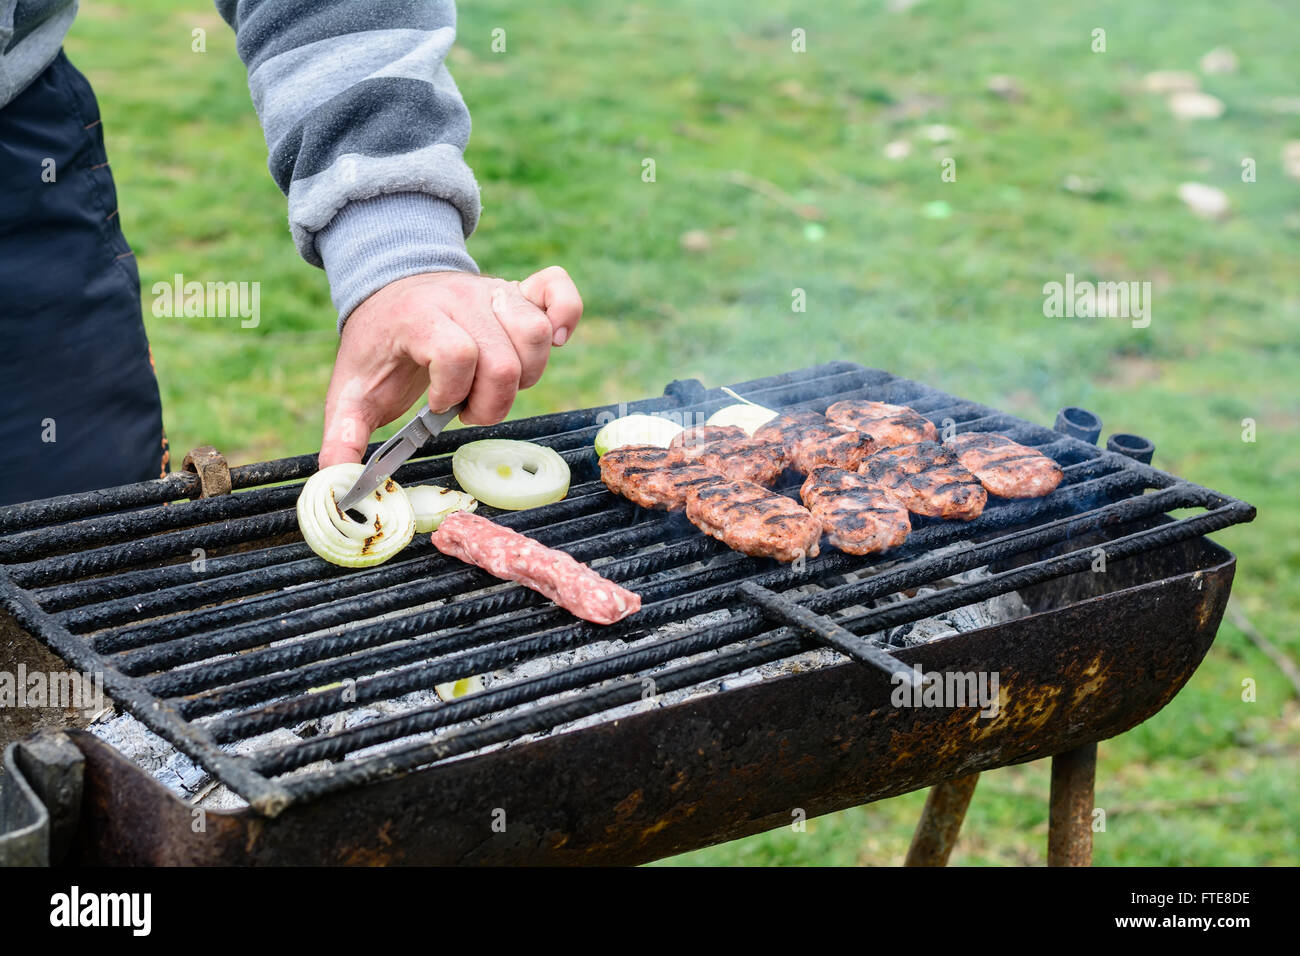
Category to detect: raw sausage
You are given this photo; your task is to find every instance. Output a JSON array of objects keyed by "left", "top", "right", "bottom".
[{"left": 430, "top": 511, "right": 641, "bottom": 625}]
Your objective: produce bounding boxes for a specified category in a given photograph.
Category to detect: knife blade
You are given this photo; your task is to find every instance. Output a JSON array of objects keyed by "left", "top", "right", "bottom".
[{"left": 335, "top": 402, "right": 464, "bottom": 512}]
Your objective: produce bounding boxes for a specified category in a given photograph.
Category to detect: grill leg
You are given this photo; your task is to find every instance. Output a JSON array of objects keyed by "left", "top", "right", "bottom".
[
  {"left": 1048, "top": 743, "right": 1097, "bottom": 866},
  {"left": 904, "top": 773, "right": 979, "bottom": 866}
]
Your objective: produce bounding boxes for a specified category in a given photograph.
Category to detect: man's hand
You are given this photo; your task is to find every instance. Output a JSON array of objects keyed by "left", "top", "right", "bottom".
[{"left": 319, "top": 267, "right": 582, "bottom": 467}]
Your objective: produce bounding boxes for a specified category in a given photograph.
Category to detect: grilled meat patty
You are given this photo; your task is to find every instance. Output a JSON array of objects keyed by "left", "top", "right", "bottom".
[
  {"left": 669, "top": 424, "right": 748, "bottom": 458},
  {"left": 858, "top": 441, "right": 987, "bottom": 520},
  {"left": 825, "top": 400, "right": 936, "bottom": 448},
  {"left": 686, "top": 438, "right": 787, "bottom": 486},
  {"left": 666, "top": 426, "right": 787, "bottom": 485},
  {"left": 945, "top": 432, "right": 1064, "bottom": 498},
  {"left": 800, "top": 466, "right": 910, "bottom": 555},
  {"left": 754, "top": 409, "right": 842, "bottom": 451},
  {"left": 685, "top": 479, "right": 822, "bottom": 563},
  {"left": 752, "top": 409, "right": 869, "bottom": 473},
  {"left": 600, "top": 445, "right": 723, "bottom": 510},
  {"left": 787, "top": 429, "right": 876, "bottom": 474}
]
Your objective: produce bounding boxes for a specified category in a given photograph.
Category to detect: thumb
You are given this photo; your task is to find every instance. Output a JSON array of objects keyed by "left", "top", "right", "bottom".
[{"left": 319, "top": 392, "right": 376, "bottom": 468}]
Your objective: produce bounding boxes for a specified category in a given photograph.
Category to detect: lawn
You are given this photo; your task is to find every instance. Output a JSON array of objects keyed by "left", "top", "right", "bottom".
[{"left": 64, "top": 0, "right": 1297, "bottom": 864}]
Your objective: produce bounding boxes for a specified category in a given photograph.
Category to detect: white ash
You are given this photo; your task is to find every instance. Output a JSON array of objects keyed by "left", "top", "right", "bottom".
[{"left": 90, "top": 562, "right": 1029, "bottom": 810}]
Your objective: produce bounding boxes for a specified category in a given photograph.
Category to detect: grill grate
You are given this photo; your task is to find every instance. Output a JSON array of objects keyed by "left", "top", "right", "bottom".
[{"left": 0, "top": 362, "right": 1254, "bottom": 816}]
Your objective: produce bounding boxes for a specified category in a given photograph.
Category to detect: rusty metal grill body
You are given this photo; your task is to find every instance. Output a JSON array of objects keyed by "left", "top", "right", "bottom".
[{"left": 0, "top": 362, "right": 1254, "bottom": 864}]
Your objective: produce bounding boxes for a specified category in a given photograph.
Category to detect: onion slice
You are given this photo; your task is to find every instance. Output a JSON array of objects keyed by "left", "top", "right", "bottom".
[
  {"left": 296, "top": 463, "right": 415, "bottom": 567},
  {"left": 706, "top": 403, "right": 779, "bottom": 435},
  {"left": 436, "top": 675, "right": 484, "bottom": 701},
  {"left": 705, "top": 386, "right": 778, "bottom": 434},
  {"left": 593, "top": 414, "right": 684, "bottom": 456},
  {"left": 452, "top": 439, "right": 570, "bottom": 510},
  {"left": 408, "top": 484, "right": 477, "bottom": 533}
]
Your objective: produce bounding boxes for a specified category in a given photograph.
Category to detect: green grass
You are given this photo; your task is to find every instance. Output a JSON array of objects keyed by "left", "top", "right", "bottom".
[{"left": 65, "top": 0, "right": 1297, "bottom": 865}]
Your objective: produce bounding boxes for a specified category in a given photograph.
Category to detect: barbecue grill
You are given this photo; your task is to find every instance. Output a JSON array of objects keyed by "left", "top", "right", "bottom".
[{"left": 0, "top": 361, "right": 1254, "bottom": 866}]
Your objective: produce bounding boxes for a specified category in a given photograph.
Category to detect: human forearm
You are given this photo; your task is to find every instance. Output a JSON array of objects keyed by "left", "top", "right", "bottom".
[{"left": 215, "top": 0, "right": 481, "bottom": 327}]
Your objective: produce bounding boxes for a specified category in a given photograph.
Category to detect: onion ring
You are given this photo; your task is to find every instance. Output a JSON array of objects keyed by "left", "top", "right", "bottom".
[
  {"left": 451, "top": 439, "right": 570, "bottom": 510},
  {"left": 296, "top": 463, "right": 416, "bottom": 567}
]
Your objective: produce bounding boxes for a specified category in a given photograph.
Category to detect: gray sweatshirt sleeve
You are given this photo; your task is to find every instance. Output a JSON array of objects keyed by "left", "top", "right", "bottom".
[{"left": 214, "top": 0, "right": 481, "bottom": 329}]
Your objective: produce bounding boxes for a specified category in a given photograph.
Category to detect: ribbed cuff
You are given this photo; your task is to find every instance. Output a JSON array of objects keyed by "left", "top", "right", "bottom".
[{"left": 315, "top": 192, "right": 480, "bottom": 332}]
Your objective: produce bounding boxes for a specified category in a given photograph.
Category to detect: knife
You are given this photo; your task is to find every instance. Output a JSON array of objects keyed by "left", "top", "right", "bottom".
[{"left": 335, "top": 402, "right": 464, "bottom": 512}]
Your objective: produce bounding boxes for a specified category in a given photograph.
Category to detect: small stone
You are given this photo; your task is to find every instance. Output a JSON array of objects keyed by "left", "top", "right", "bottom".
[
  {"left": 1168, "top": 91, "right": 1225, "bottom": 120},
  {"left": 1199, "top": 47, "right": 1238, "bottom": 75},
  {"left": 1283, "top": 142, "right": 1300, "bottom": 181},
  {"left": 921, "top": 124, "right": 956, "bottom": 143},
  {"left": 986, "top": 75, "right": 1023, "bottom": 101},
  {"left": 1063, "top": 173, "right": 1104, "bottom": 197},
  {"left": 1142, "top": 70, "right": 1199, "bottom": 94},
  {"left": 1177, "top": 182, "right": 1230, "bottom": 221},
  {"left": 883, "top": 139, "right": 912, "bottom": 160},
  {"left": 679, "top": 229, "right": 711, "bottom": 253}
]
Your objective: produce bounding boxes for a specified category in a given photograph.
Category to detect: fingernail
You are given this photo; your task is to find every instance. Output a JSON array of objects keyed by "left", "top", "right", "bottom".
[{"left": 553, "top": 327, "right": 569, "bottom": 347}]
